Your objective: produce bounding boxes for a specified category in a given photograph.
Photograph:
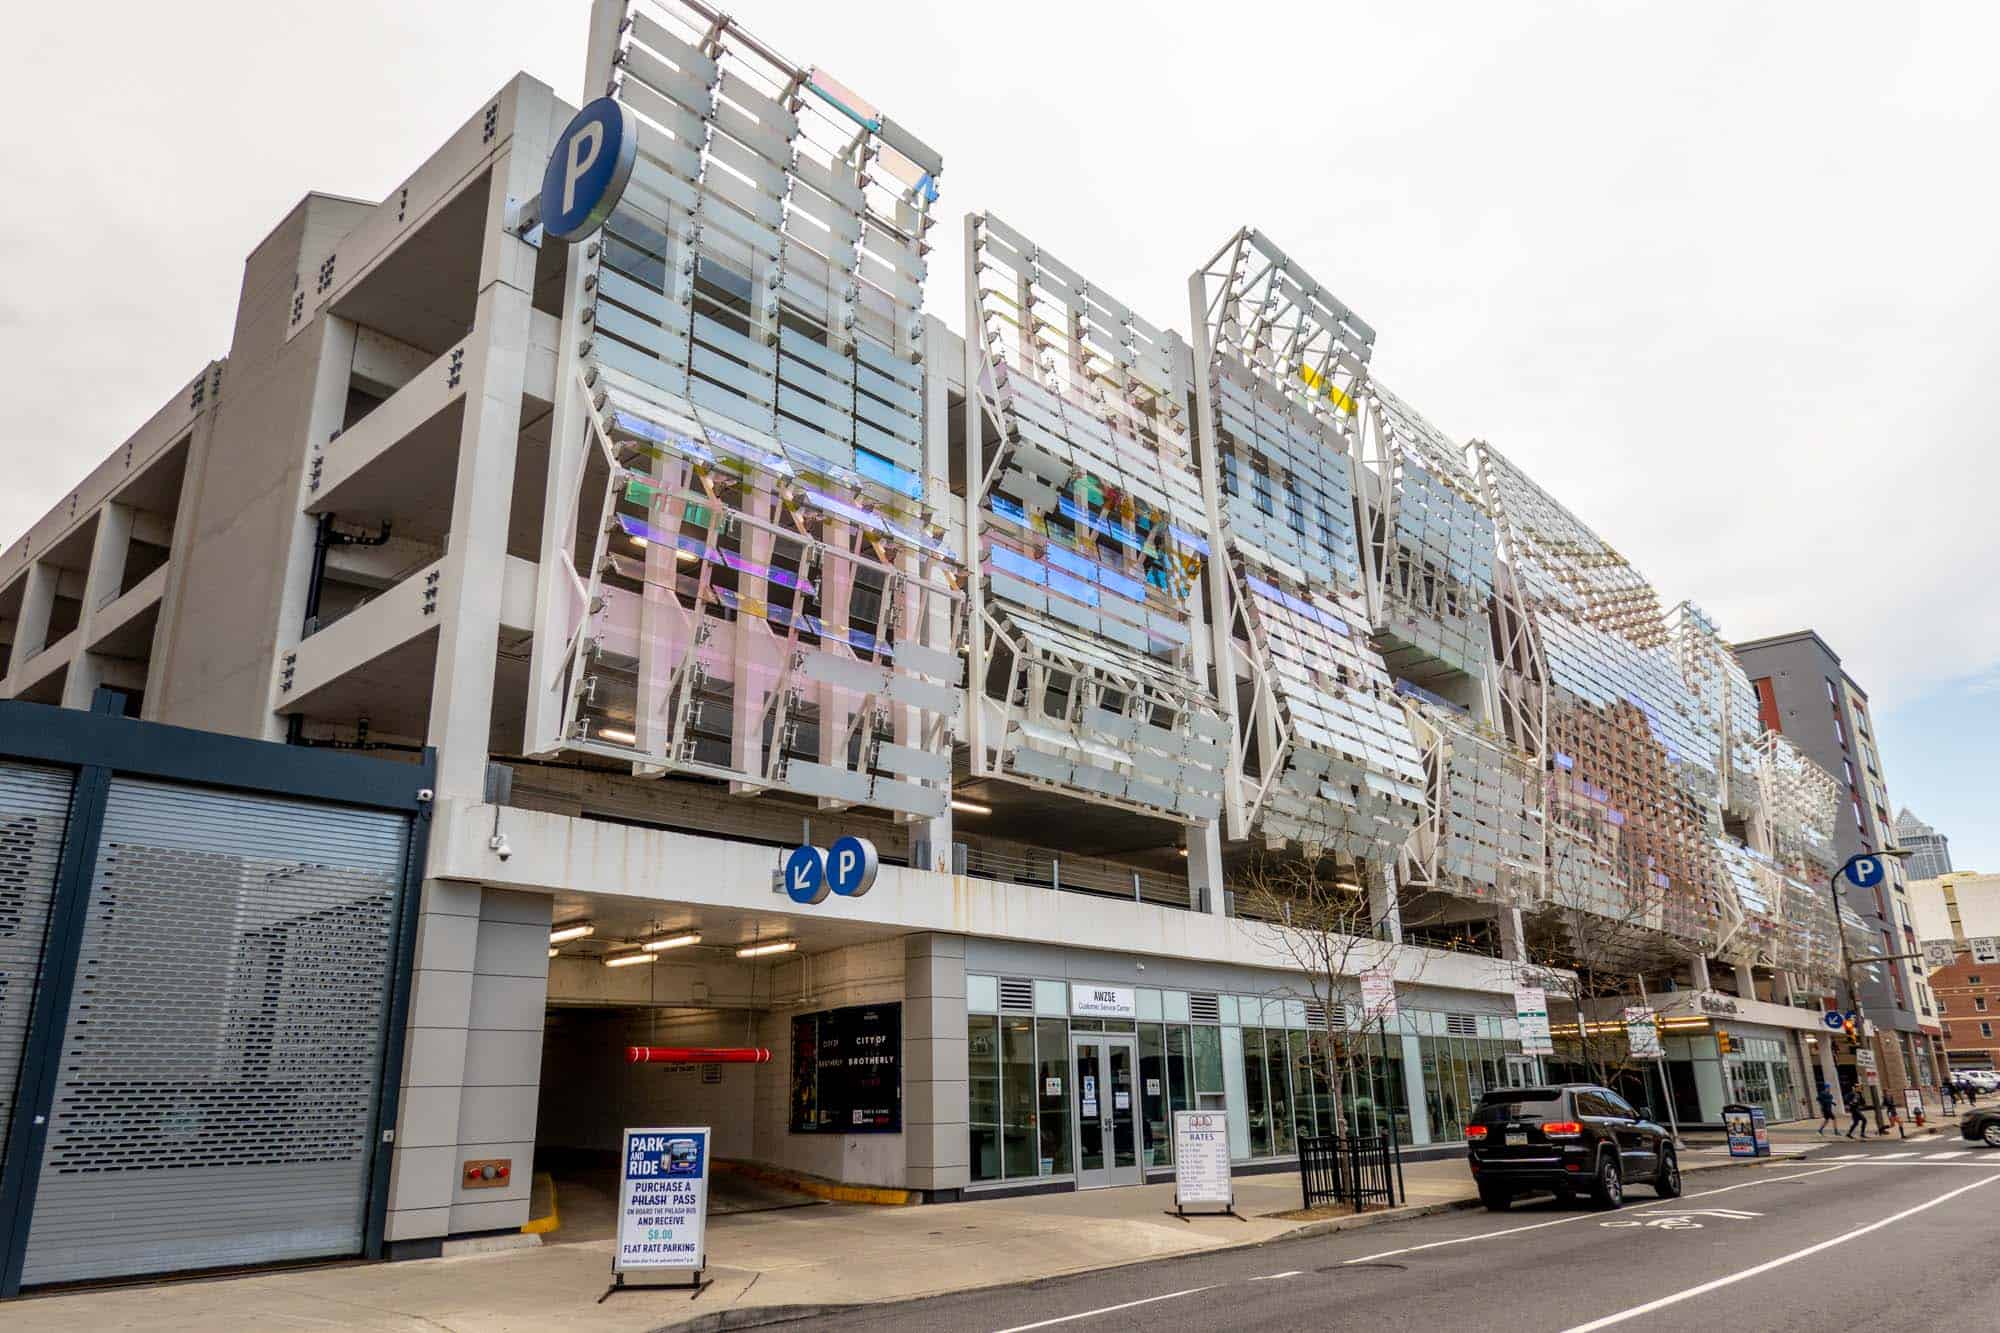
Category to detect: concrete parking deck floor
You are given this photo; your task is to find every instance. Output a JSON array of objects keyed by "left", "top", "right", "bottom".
[{"left": 5, "top": 1140, "right": 1904, "bottom": 1332}]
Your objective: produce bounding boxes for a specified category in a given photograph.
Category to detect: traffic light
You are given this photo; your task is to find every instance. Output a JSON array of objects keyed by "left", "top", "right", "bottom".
[
  {"left": 1841, "top": 1014, "right": 1859, "bottom": 1043},
  {"left": 1716, "top": 1029, "right": 1732, "bottom": 1055}
]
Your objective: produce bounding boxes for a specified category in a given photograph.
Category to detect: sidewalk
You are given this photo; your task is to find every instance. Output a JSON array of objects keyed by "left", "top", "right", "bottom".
[{"left": 3, "top": 1151, "right": 1807, "bottom": 1332}]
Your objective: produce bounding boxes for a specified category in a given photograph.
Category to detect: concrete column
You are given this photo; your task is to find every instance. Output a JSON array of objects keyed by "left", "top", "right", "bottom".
[
  {"left": 386, "top": 881, "right": 553, "bottom": 1246},
  {"left": 1188, "top": 822, "right": 1226, "bottom": 916},
  {"left": 902, "top": 934, "right": 969, "bottom": 1199},
  {"left": 1497, "top": 906, "right": 1527, "bottom": 963},
  {"left": 425, "top": 90, "right": 553, "bottom": 797},
  {"left": 387, "top": 879, "right": 483, "bottom": 1244},
  {"left": 1733, "top": 964, "right": 1757, "bottom": 1000},
  {"left": 1689, "top": 956, "right": 1712, "bottom": 991},
  {"left": 1370, "top": 862, "right": 1403, "bottom": 944},
  {"left": 426, "top": 276, "right": 533, "bottom": 798},
  {"left": 268, "top": 316, "right": 360, "bottom": 739},
  {"left": 13, "top": 561, "right": 58, "bottom": 665},
  {"left": 61, "top": 502, "right": 135, "bottom": 708}
]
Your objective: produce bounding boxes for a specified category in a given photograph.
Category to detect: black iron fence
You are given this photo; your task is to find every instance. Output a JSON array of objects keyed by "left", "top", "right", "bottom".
[{"left": 1298, "top": 1132, "right": 1401, "bottom": 1212}]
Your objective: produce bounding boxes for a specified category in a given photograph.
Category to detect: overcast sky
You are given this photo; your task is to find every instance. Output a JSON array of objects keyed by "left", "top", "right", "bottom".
[{"left": 4, "top": 1, "right": 1994, "bottom": 866}]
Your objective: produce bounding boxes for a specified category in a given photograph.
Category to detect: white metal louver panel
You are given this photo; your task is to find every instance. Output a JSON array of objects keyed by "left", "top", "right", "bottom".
[
  {"left": 0, "top": 762, "right": 71, "bottom": 1163},
  {"left": 21, "top": 779, "right": 409, "bottom": 1286}
]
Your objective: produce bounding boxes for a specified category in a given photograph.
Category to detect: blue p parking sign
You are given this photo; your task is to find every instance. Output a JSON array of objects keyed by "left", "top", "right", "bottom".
[
  {"left": 826, "top": 836, "right": 880, "bottom": 898},
  {"left": 1844, "top": 856, "right": 1886, "bottom": 889},
  {"left": 541, "top": 96, "right": 637, "bottom": 243}
]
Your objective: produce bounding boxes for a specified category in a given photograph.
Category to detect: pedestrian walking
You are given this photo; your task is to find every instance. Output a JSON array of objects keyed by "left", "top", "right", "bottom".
[
  {"left": 1844, "top": 1085, "right": 1869, "bottom": 1138},
  {"left": 1882, "top": 1094, "right": 1904, "bottom": 1139},
  {"left": 1816, "top": 1080, "right": 1837, "bottom": 1134},
  {"left": 1943, "top": 1080, "right": 1957, "bottom": 1114}
]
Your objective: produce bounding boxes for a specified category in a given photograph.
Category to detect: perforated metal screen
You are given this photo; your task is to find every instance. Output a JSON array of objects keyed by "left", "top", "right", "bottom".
[
  {"left": 20, "top": 779, "right": 409, "bottom": 1285},
  {"left": 0, "top": 763, "right": 71, "bottom": 1167}
]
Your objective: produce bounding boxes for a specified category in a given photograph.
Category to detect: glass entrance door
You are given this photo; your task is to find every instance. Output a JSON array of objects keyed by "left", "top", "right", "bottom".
[{"left": 1072, "top": 1035, "right": 1142, "bottom": 1188}]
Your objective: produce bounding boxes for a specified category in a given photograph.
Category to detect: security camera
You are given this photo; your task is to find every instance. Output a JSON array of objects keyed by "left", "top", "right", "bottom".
[
  {"left": 490, "top": 834, "right": 513, "bottom": 861},
  {"left": 416, "top": 788, "right": 435, "bottom": 803}
]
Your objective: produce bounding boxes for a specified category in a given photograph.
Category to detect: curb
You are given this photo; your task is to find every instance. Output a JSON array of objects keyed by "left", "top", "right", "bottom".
[
  {"left": 521, "top": 1171, "right": 559, "bottom": 1236},
  {"left": 656, "top": 1304, "right": 852, "bottom": 1333}
]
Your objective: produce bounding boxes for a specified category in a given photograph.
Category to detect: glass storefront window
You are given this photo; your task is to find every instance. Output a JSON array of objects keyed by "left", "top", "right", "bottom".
[
  {"left": 969, "top": 1015, "right": 1000, "bottom": 1183},
  {"left": 1288, "top": 1030, "right": 1317, "bottom": 1139},
  {"left": 1166, "top": 1025, "right": 1192, "bottom": 1120},
  {"left": 1001, "top": 1016, "right": 1039, "bottom": 1179},
  {"left": 1418, "top": 1035, "right": 1517, "bottom": 1142},
  {"left": 1242, "top": 1026, "right": 1272, "bottom": 1158},
  {"left": 1266, "top": 1029, "right": 1295, "bottom": 1156},
  {"left": 1192, "top": 1025, "right": 1225, "bottom": 1108},
  {"left": 1037, "top": 1018, "right": 1072, "bottom": 1176},
  {"left": 1138, "top": 1023, "right": 1171, "bottom": 1166}
]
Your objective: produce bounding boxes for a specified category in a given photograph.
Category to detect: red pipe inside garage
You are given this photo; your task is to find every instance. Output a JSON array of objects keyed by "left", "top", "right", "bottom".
[{"left": 626, "top": 1046, "right": 772, "bottom": 1064}]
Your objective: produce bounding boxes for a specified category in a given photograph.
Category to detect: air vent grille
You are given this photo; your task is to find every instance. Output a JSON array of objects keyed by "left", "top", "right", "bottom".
[
  {"left": 1190, "top": 993, "right": 1220, "bottom": 1023},
  {"left": 999, "top": 978, "right": 1035, "bottom": 1012}
]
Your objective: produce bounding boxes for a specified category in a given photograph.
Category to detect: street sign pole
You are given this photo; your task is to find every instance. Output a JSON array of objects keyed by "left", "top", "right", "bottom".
[
  {"left": 1829, "top": 850, "right": 1905, "bottom": 1132},
  {"left": 1637, "top": 974, "right": 1682, "bottom": 1149}
]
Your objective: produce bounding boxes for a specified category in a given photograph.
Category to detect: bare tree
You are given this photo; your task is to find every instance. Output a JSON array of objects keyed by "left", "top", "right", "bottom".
[{"left": 1237, "top": 843, "right": 1453, "bottom": 1140}]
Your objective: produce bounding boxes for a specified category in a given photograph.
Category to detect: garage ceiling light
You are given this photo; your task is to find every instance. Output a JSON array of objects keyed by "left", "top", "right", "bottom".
[
  {"left": 950, "top": 798, "right": 992, "bottom": 816},
  {"left": 737, "top": 940, "right": 798, "bottom": 958},
  {"left": 597, "top": 727, "right": 637, "bottom": 744},
  {"left": 549, "top": 922, "right": 596, "bottom": 944},
  {"left": 642, "top": 932, "right": 702, "bottom": 952},
  {"left": 604, "top": 952, "right": 656, "bottom": 968}
]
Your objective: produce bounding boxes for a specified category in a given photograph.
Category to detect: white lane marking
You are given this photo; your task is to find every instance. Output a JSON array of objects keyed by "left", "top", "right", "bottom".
[
  {"left": 1875, "top": 1151, "right": 1917, "bottom": 1159},
  {"left": 991, "top": 1285, "right": 1216, "bottom": 1332},
  {"left": 1248, "top": 1271, "right": 1303, "bottom": 1281},
  {"left": 1557, "top": 1171, "right": 2000, "bottom": 1333},
  {"left": 1342, "top": 1165, "right": 1845, "bottom": 1265},
  {"left": 1927, "top": 1150, "right": 1968, "bottom": 1159}
]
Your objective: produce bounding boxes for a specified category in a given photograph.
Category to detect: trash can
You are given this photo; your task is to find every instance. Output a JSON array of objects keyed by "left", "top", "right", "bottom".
[
  {"left": 1750, "top": 1105, "right": 1770, "bottom": 1156},
  {"left": 1723, "top": 1104, "right": 1757, "bottom": 1158}
]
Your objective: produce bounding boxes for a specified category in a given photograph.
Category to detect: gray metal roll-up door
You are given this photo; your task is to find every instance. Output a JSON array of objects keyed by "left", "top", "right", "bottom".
[
  {"left": 0, "top": 763, "right": 72, "bottom": 1166},
  {"left": 19, "top": 778, "right": 410, "bottom": 1285}
]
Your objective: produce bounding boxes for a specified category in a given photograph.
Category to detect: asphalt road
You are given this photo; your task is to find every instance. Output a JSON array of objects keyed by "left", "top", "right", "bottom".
[{"left": 807, "top": 1137, "right": 2000, "bottom": 1332}]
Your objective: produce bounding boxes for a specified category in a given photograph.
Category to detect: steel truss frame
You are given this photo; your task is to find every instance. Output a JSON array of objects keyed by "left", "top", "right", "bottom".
[{"left": 961, "top": 213, "right": 1227, "bottom": 823}]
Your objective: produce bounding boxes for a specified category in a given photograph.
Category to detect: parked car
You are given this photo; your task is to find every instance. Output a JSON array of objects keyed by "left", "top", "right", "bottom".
[
  {"left": 1958, "top": 1070, "right": 2000, "bottom": 1093},
  {"left": 1466, "top": 1084, "right": 1679, "bottom": 1211},
  {"left": 1961, "top": 1106, "right": 2000, "bottom": 1147}
]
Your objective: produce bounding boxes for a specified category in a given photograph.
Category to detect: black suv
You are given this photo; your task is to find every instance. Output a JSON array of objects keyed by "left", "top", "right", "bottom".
[{"left": 1466, "top": 1083, "right": 1679, "bottom": 1211}]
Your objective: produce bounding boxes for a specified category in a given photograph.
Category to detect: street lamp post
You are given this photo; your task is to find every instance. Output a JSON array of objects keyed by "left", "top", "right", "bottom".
[{"left": 1827, "top": 848, "right": 1911, "bottom": 1132}]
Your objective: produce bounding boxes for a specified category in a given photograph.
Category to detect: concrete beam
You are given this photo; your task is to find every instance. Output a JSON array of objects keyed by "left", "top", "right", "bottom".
[
  {"left": 8, "top": 626, "right": 78, "bottom": 697},
  {"left": 308, "top": 342, "right": 467, "bottom": 513},
  {"left": 281, "top": 559, "right": 444, "bottom": 704},
  {"left": 84, "top": 562, "right": 168, "bottom": 654},
  {"left": 352, "top": 326, "right": 435, "bottom": 397},
  {"left": 427, "top": 799, "right": 1522, "bottom": 998}
]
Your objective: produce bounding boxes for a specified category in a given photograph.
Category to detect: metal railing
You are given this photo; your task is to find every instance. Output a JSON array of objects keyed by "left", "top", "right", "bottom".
[
  {"left": 1298, "top": 1132, "right": 1401, "bottom": 1212},
  {"left": 958, "top": 840, "right": 1196, "bottom": 911}
]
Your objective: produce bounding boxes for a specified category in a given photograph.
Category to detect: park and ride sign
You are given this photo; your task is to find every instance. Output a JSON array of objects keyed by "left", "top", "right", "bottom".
[{"left": 615, "top": 1126, "right": 711, "bottom": 1284}]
